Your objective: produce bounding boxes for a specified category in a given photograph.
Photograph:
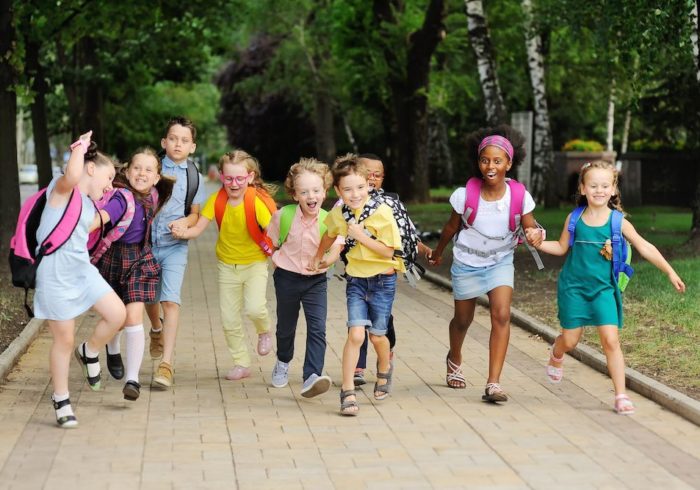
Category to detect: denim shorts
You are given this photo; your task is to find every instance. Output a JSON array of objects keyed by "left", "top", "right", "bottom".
[
  {"left": 345, "top": 273, "right": 397, "bottom": 335},
  {"left": 151, "top": 242, "right": 189, "bottom": 305},
  {"left": 450, "top": 254, "right": 514, "bottom": 301}
]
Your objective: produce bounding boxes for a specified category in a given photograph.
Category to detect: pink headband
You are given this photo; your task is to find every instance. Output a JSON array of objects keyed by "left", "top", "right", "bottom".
[{"left": 478, "top": 135, "right": 514, "bottom": 161}]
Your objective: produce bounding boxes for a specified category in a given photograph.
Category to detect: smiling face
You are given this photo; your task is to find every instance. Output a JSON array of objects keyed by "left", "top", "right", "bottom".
[
  {"left": 220, "top": 162, "right": 253, "bottom": 201},
  {"left": 478, "top": 145, "right": 512, "bottom": 186},
  {"left": 161, "top": 124, "right": 196, "bottom": 164},
  {"left": 335, "top": 172, "right": 369, "bottom": 211},
  {"left": 580, "top": 167, "right": 616, "bottom": 208},
  {"left": 293, "top": 171, "right": 326, "bottom": 217},
  {"left": 126, "top": 153, "right": 160, "bottom": 194},
  {"left": 88, "top": 161, "right": 116, "bottom": 201}
]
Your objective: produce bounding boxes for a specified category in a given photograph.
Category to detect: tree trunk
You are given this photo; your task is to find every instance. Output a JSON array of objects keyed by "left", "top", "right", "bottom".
[
  {"left": 375, "top": 0, "right": 445, "bottom": 203},
  {"left": 620, "top": 109, "right": 631, "bottom": 155},
  {"left": 522, "top": 0, "right": 556, "bottom": 207},
  {"left": 313, "top": 88, "right": 336, "bottom": 166},
  {"left": 464, "top": 0, "right": 508, "bottom": 126},
  {"left": 26, "top": 40, "right": 53, "bottom": 187},
  {"left": 690, "top": 1, "right": 700, "bottom": 245},
  {"left": 606, "top": 79, "right": 615, "bottom": 152},
  {"left": 0, "top": 0, "right": 20, "bottom": 256},
  {"left": 428, "top": 110, "right": 453, "bottom": 185}
]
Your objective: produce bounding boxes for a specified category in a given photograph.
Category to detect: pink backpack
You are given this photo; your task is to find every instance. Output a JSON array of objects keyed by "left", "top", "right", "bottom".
[
  {"left": 88, "top": 187, "right": 158, "bottom": 264},
  {"left": 460, "top": 177, "right": 544, "bottom": 269},
  {"left": 9, "top": 187, "right": 85, "bottom": 316}
]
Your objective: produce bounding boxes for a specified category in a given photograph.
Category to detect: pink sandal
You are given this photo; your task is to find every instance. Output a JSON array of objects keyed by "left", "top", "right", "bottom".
[
  {"left": 545, "top": 348, "right": 564, "bottom": 384},
  {"left": 614, "top": 394, "right": 635, "bottom": 415}
]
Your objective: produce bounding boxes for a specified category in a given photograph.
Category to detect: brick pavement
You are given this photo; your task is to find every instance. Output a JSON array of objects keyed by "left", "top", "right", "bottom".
[{"left": 0, "top": 224, "right": 699, "bottom": 489}]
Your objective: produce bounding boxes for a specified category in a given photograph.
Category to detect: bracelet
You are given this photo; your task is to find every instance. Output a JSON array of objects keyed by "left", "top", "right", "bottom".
[{"left": 70, "top": 138, "right": 89, "bottom": 154}]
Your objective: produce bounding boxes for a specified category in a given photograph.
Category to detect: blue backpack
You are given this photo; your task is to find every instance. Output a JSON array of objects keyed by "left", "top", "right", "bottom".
[{"left": 568, "top": 206, "right": 634, "bottom": 292}]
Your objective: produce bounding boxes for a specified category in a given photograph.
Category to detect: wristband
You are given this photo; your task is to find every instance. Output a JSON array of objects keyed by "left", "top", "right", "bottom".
[{"left": 70, "top": 138, "right": 89, "bottom": 154}]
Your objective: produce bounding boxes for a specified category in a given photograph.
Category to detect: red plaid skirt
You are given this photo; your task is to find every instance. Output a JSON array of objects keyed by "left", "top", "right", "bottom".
[{"left": 97, "top": 241, "right": 160, "bottom": 304}]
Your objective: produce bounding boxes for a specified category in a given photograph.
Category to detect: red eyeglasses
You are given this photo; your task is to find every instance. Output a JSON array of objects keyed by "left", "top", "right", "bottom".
[{"left": 220, "top": 173, "right": 252, "bottom": 185}]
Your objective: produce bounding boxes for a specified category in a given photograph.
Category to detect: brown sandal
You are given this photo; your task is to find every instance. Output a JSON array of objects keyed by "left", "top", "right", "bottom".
[{"left": 340, "top": 389, "right": 359, "bottom": 416}]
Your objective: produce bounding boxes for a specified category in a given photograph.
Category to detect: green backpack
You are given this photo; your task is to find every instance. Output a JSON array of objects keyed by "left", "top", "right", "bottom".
[{"left": 277, "top": 205, "right": 328, "bottom": 247}]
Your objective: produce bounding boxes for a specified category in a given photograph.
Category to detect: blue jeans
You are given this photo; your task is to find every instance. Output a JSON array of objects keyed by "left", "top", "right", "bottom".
[
  {"left": 273, "top": 268, "right": 327, "bottom": 381},
  {"left": 345, "top": 273, "right": 397, "bottom": 336}
]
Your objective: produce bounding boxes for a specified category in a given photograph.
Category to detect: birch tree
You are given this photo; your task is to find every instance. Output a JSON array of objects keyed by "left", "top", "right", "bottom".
[
  {"left": 464, "top": 0, "right": 507, "bottom": 126},
  {"left": 522, "top": 0, "right": 556, "bottom": 206},
  {"left": 691, "top": 0, "right": 699, "bottom": 83}
]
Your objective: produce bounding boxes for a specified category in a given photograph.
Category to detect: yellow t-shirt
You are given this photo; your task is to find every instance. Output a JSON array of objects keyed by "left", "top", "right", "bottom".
[
  {"left": 325, "top": 201, "right": 405, "bottom": 278},
  {"left": 201, "top": 190, "right": 272, "bottom": 264}
]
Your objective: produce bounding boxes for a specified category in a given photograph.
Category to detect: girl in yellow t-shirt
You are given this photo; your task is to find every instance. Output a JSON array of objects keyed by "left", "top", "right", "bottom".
[{"left": 172, "top": 150, "right": 277, "bottom": 381}]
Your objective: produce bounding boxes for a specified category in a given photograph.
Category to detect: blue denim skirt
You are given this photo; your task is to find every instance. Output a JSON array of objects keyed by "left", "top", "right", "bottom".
[{"left": 450, "top": 254, "right": 514, "bottom": 300}]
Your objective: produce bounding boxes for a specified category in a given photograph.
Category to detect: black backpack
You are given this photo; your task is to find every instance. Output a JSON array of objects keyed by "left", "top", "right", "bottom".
[{"left": 157, "top": 149, "right": 199, "bottom": 215}]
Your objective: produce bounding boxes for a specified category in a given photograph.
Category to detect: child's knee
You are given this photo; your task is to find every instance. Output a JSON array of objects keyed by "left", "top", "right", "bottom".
[
  {"left": 490, "top": 307, "right": 510, "bottom": 327},
  {"left": 600, "top": 335, "right": 621, "bottom": 354},
  {"left": 451, "top": 316, "right": 472, "bottom": 331},
  {"left": 347, "top": 328, "right": 366, "bottom": 345}
]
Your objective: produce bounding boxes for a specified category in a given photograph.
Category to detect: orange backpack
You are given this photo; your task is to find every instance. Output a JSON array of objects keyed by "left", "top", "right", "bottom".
[{"left": 214, "top": 186, "right": 277, "bottom": 256}]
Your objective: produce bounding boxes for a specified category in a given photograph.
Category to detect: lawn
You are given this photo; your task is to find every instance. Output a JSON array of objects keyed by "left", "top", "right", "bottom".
[{"left": 407, "top": 201, "right": 700, "bottom": 398}]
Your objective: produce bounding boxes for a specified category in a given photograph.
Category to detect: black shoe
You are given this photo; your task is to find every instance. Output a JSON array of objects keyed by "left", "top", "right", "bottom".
[
  {"left": 122, "top": 380, "right": 141, "bottom": 401},
  {"left": 106, "top": 347, "right": 124, "bottom": 380}
]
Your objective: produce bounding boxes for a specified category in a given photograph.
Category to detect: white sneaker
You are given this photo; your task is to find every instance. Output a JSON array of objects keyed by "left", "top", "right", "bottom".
[
  {"left": 271, "top": 360, "right": 289, "bottom": 388},
  {"left": 301, "top": 373, "right": 332, "bottom": 398}
]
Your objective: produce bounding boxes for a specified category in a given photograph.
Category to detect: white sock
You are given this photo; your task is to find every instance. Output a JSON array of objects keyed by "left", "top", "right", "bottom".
[
  {"left": 52, "top": 392, "right": 74, "bottom": 418},
  {"left": 82, "top": 342, "right": 99, "bottom": 359},
  {"left": 107, "top": 331, "right": 122, "bottom": 355},
  {"left": 124, "top": 324, "right": 144, "bottom": 382}
]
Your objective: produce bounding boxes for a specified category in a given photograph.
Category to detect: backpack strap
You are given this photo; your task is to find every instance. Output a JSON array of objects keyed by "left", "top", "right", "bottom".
[
  {"left": 278, "top": 205, "right": 297, "bottom": 247},
  {"left": 567, "top": 206, "right": 587, "bottom": 247},
  {"left": 506, "top": 179, "right": 526, "bottom": 232},
  {"left": 41, "top": 188, "right": 83, "bottom": 256},
  {"left": 610, "top": 209, "right": 635, "bottom": 281},
  {"left": 244, "top": 187, "right": 274, "bottom": 256},
  {"left": 184, "top": 159, "right": 200, "bottom": 216},
  {"left": 89, "top": 188, "right": 137, "bottom": 264},
  {"left": 214, "top": 187, "right": 228, "bottom": 229},
  {"left": 463, "top": 177, "right": 482, "bottom": 226}
]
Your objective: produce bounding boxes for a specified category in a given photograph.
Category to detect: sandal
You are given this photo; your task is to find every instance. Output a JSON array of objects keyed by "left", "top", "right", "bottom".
[
  {"left": 546, "top": 348, "right": 564, "bottom": 384},
  {"left": 374, "top": 362, "right": 393, "bottom": 400},
  {"left": 446, "top": 354, "right": 466, "bottom": 389},
  {"left": 482, "top": 383, "right": 508, "bottom": 403},
  {"left": 614, "top": 394, "right": 635, "bottom": 415},
  {"left": 340, "top": 389, "right": 359, "bottom": 416},
  {"left": 52, "top": 396, "right": 78, "bottom": 428},
  {"left": 74, "top": 343, "right": 101, "bottom": 391}
]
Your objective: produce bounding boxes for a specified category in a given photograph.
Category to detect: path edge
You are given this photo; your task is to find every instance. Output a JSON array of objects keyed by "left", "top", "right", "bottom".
[
  {"left": 0, "top": 317, "right": 43, "bottom": 383},
  {"left": 423, "top": 270, "right": 700, "bottom": 427}
]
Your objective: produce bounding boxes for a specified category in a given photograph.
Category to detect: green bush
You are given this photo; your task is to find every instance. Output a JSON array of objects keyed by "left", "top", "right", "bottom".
[{"left": 562, "top": 139, "right": 605, "bottom": 152}]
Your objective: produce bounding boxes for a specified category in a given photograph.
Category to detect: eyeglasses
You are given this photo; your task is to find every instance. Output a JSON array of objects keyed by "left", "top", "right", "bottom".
[
  {"left": 220, "top": 173, "right": 251, "bottom": 185},
  {"left": 367, "top": 172, "right": 384, "bottom": 179}
]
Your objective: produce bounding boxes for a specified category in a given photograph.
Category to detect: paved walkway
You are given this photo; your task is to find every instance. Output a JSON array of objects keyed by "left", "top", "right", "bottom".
[{"left": 1, "top": 225, "right": 699, "bottom": 490}]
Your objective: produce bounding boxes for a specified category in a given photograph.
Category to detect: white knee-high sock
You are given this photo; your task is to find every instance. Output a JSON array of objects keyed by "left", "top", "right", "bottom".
[
  {"left": 107, "top": 331, "right": 122, "bottom": 355},
  {"left": 124, "top": 324, "right": 145, "bottom": 382}
]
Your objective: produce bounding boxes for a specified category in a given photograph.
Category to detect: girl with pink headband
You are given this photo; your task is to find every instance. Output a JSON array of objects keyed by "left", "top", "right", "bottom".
[{"left": 428, "top": 125, "right": 543, "bottom": 403}]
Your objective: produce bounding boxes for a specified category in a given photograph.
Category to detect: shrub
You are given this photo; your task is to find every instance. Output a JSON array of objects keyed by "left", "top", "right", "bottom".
[{"left": 562, "top": 139, "right": 605, "bottom": 152}]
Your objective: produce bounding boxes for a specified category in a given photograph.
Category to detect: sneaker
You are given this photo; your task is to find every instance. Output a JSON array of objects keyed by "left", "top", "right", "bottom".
[
  {"left": 271, "top": 360, "right": 289, "bottom": 388},
  {"left": 301, "top": 373, "right": 331, "bottom": 398},
  {"left": 123, "top": 380, "right": 141, "bottom": 401},
  {"left": 225, "top": 366, "right": 251, "bottom": 380},
  {"left": 52, "top": 396, "right": 78, "bottom": 428},
  {"left": 106, "top": 347, "right": 124, "bottom": 380},
  {"left": 73, "top": 343, "right": 101, "bottom": 391},
  {"left": 149, "top": 325, "right": 163, "bottom": 360},
  {"left": 152, "top": 361, "right": 173, "bottom": 388},
  {"left": 353, "top": 369, "right": 366, "bottom": 387},
  {"left": 257, "top": 332, "right": 272, "bottom": 356}
]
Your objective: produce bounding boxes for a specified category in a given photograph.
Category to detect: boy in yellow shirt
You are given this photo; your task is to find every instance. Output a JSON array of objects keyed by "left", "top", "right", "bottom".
[{"left": 311, "top": 154, "right": 404, "bottom": 416}]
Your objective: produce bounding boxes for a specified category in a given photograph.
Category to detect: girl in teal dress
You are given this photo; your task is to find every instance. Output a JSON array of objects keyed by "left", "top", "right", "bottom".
[{"left": 527, "top": 160, "right": 685, "bottom": 415}]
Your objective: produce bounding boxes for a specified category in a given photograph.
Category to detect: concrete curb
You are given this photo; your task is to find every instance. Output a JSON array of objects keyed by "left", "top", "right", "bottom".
[
  {"left": 0, "top": 317, "right": 44, "bottom": 383},
  {"left": 423, "top": 270, "right": 700, "bottom": 427}
]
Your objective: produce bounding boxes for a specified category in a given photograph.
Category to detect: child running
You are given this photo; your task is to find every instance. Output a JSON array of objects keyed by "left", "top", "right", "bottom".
[
  {"left": 266, "top": 158, "right": 342, "bottom": 397},
  {"left": 352, "top": 153, "right": 432, "bottom": 386},
  {"left": 527, "top": 160, "right": 685, "bottom": 415},
  {"left": 428, "top": 125, "right": 542, "bottom": 402},
  {"left": 311, "top": 154, "right": 404, "bottom": 416},
  {"left": 95, "top": 148, "right": 174, "bottom": 401},
  {"left": 146, "top": 116, "right": 205, "bottom": 388},
  {"left": 34, "top": 131, "right": 126, "bottom": 428},
  {"left": 171, "top": 150, "right": 275, "bottom": 380}
]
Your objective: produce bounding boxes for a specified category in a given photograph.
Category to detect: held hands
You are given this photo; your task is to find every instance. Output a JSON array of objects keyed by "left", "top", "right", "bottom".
[
  {"left": 306, "top": 256, "right": 326, "bottom": 274},
  {"left": 427, "top": 251, "right": 442, "bottom": 266},
  {"left": 169, "top": 220, "right": 189, "bottom": 239},
  {"left": 525, "top": 227, "right": 545, "bottom": 248}
]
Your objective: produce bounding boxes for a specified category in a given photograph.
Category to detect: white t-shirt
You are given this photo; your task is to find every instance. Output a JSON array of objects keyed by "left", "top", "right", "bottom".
[{"left": 449, "top": 184, "right": 536, "bottom": 267}]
